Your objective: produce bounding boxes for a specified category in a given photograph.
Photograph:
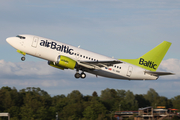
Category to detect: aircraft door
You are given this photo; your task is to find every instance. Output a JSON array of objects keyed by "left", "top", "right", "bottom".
[
  {"left": 32, "top": 37, "right": 39, "bottom": 48},
  {"left": 127, "top": 66, "right": 133, "bottom": 77}
]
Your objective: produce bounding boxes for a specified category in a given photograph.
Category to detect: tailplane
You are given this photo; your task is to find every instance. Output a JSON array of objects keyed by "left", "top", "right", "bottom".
[{"left": 119, "top": 41, "right": 172, "bottom": 71}]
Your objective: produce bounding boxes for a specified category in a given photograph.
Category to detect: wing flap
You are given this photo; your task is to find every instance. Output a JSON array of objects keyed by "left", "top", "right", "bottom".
[
  {"left": 77, "top": 62, "right": 100, "bottom": 69},
  {"left": 78, "top": 60, "right": 122, "bottom": 69}
]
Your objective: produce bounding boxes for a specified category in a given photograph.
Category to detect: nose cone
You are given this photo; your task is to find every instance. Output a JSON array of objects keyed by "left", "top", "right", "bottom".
[
  {"left": 6, "top": 37, "right": 14, "bottom": 45},
  {"left": 6, "top": 37, "right": 19, "bottom": 49}
]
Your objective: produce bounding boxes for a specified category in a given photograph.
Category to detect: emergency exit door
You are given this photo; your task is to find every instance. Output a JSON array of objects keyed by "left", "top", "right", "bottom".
[{"left": 127, "top": 66, "right": 133, "bottom": 77}]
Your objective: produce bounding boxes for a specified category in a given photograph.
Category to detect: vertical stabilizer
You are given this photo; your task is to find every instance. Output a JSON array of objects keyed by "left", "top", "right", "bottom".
[{"left": 119, "top": 41, "right": 171, "bottom": 71}]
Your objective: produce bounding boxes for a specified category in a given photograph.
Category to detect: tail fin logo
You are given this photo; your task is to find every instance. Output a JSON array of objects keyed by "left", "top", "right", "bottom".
[{"left": 139, "top": 58, "right": 157, "bottom": 70}]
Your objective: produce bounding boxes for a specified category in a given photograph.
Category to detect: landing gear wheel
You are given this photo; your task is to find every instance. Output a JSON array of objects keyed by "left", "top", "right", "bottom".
[
  {"left": 75, "top": 73, "right": 80, "bottom": 78},
  {"left": 81, "top": 73, "right": 86, "bottom": 79},
  {"left": 21, "top": 56, "right": 25, "bottom": 61}
]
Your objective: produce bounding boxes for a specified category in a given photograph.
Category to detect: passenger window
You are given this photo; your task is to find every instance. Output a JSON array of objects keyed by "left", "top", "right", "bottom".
[
  {"left": 114, "top": 65, "right": 116, "bottom": 67},
  {"left": 80, "top": 55, "right": 82, "bottom": 57},
  {"left": 77, "top": 54, "right": 79, "bottom": 56},
  {"left": 89, "top": 57, "right": 91, "bottom": 60},
  {"left": 91, "top": 58, "right": 93, "bottom": 60},
  {"left": 86, "top": 57, "right": 88, "bottom": 59},
  {"left": 74, "top": 53, "right": 76, "bottom": 55},
  {"left": 117, "top": 66, "right": 119, "bottom": 68},
  {"left": 83, "top": 56, "right": 85, "bottom": 58}
]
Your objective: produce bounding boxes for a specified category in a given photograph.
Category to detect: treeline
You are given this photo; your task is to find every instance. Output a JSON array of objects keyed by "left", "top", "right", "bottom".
[{"left": 0, "top": 87, "right": 179, "bottom": 120}]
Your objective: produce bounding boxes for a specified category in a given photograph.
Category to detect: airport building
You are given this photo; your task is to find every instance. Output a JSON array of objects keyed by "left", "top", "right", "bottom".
[{"left": 114, "top": 106, "right": 179, "bottom": 120}]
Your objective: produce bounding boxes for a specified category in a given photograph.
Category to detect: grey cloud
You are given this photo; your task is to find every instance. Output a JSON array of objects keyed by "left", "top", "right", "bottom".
[
  {"left": 158, "top": 58, "right": 180, "bottom": 79},
  {"left": 0, "top": 59, "right": 180, "bottom": 98},
  {"left": 1, "top": 58, "right": 179, "bottom": 79},
  {"left": 0, "top": 60, "right": 64, "bottom": 77}
]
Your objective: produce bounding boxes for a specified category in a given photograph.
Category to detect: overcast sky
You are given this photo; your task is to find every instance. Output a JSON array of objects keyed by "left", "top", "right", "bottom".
[{"left": 0, "top": 0, "right": 180, "bottom": 99}]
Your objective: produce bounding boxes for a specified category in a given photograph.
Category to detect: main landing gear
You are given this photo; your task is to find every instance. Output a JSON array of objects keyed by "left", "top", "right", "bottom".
[{"left": 75, "top": 72, "right": 86, "bottom": 79}]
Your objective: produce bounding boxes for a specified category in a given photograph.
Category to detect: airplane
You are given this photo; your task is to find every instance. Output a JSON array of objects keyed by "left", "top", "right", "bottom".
[{"left": 6, "top": 34, "right": 174, "bottom": 80}]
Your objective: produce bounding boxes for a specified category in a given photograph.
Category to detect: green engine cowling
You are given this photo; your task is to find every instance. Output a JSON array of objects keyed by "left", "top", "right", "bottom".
[
  {"left": 48, "top": 61, "right": 65, "bottom": 70},
  {"left": 56, "top": 55, "right": 77, "bottom": 70}
]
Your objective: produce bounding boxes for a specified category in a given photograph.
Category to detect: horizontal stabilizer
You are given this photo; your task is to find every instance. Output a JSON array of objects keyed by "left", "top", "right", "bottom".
[{"left": 145, "top": 71, "right": 175, "bottom": 76}]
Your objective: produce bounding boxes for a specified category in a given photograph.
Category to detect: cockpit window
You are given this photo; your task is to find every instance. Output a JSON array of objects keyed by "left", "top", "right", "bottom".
[{"left": 16, "top": 35, "right": 26, "bottom": 39}]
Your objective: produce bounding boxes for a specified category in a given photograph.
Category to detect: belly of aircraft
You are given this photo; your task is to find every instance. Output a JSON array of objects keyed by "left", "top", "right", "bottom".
[{"left": 86, "top": 69, "right": 129, "bottom": 80}]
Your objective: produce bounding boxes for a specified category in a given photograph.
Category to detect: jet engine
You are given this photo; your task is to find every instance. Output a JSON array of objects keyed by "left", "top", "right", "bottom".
[
  {"left": 48, "top": 61, "right": 65, "bottom": 70},
  {"left": 56, "top": 55, "right": 77, "bottom": 69},
  {"left": 48, "top": 55, "right": 77, "bottom": 70}
]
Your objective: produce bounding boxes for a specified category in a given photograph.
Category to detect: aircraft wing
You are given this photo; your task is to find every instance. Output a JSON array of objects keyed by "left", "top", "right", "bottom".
[
  {"left": 77, "top": 60, "right": 123, "bottom": 70},
  {"left": 145, "top": 71, "right": 175, "bottom": 76}
]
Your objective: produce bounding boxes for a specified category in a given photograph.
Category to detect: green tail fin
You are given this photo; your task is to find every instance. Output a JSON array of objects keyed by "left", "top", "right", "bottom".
[{"left": 119, "top": 41, "right": 172, "bottom": 71}]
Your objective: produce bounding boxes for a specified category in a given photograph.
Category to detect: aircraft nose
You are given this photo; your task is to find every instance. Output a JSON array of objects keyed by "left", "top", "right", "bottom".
[
  {"left": 6, "top": 37, "right": 19, "bottom": 49},
  {"left": 6, "top": 37, "right": 13, "bottom": 45}
]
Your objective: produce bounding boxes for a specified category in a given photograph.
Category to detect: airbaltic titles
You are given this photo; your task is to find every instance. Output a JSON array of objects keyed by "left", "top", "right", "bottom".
[
  {"left": 40, "top": 40, "right": 74, "bottom": 55},
  {"left": 139, "top": 58, "right": 157, "bottom": 70}
]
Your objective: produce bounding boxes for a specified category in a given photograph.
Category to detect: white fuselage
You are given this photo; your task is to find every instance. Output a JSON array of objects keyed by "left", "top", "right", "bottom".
[{"left": 6, "top": 35, "right": 158, "bottom": 80}]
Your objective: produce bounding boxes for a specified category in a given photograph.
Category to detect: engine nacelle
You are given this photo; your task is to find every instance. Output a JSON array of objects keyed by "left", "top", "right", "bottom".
[
  {"left": 48, "top": 61, "right": 65, "bottom": 70},
  {"left": 56, "top": 55, "right": 76, "bottom": 70}
]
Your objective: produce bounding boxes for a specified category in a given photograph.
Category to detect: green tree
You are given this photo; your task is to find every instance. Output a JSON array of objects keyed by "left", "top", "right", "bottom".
[
  {"left": 83, "top": 99, "right": 107, "bottom": 120},
  {"left": 60, "top": 102, "right": 84, "bottom": 120},
  {"left": 67, "top": 90, "right": 83, "bottom": 104},
  {"left": 135, "top": 94, "right": 150, "bottom": 108},
  {"left": 92, "top": 91, "right": 98, "bottom": 97},
  {"left": 100, "top": 88, "right": 117, "bottom": 110},
  {"left": 144, "top": 88, "right": 159, "bottom": 108},
  {"left": 112, "top": 90, "right": 126, "bottom": 111},
  {"left": 0, "top": 87, "right": 22, "bottom": 119},
  {"left": 57, "top": 90, "right": 84, "bottom": 120},
  {"left": 124, "top": 90, "right": 138, "bottom": 110},
  {"left": 0, "top": 86, "right": 179, "bottom": 120},
  {"left": 54, "top": 97, "right": 68, "bottom": 119},
  {"left": 156, "top": 96, "right": 172, "bottom": 108},
  {"left": 19, "top": 87, "right": 52, "bottom": 120},
  {"left": 116, "top": 90, "right": 126, "bottom": 99},
  {"left": 171, "top": 95, "right": 180, "bottom": 112}
]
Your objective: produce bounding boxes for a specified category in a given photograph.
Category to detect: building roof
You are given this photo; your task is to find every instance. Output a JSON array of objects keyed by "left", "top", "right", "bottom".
[{"left": 139, "top": 106, "right": 152, "bottom": 111}]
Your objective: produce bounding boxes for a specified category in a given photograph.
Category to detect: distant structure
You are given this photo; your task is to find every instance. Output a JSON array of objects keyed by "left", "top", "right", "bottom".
[
  {"left": 114, "top": 106, "right": 179, "bottom": 120},
  {"left": 135, "top": 106, "right": 179, "bottom": 120},
  {"left": 0, "top": 113, "right": 10, "bottom": 120},
  {"left": 114, "top": 111, "right": 138, "bottom": 119}
]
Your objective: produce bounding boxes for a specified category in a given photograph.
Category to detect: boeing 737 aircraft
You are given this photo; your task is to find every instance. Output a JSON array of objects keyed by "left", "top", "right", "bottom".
[{"left": 6, "top": 35, "right": 174, "bottom": 80}]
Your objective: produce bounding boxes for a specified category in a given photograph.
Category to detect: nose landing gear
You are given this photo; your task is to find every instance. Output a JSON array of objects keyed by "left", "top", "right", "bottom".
[
  {"left": 21, "top": 56, "right": 25, "bottom": 61},
  {"left": 17, "top": 50, "right": 26, "bottom": 61}
]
